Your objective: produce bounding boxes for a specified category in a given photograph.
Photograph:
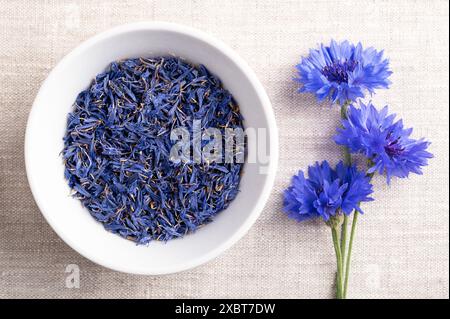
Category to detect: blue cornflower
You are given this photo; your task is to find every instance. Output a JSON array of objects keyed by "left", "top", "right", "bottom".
[
  {"left": 283, "top": 161, "right": 374, "bottom": 223},
  {"left": 335, "top": 102, "right": 433, "bottom": 182},
  {"left": 295, "top": 40, "right": 392, "bottom": 105}
]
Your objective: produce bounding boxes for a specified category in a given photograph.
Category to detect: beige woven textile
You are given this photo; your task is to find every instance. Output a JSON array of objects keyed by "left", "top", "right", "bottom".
[{"left": 0, "top": 0, "right": 448, "bottom": 299}]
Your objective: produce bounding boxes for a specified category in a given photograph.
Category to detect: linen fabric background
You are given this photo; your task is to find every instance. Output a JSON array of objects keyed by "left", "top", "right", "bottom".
[{"left": 0, "top": 0, "right": 448, "bottom": 299}]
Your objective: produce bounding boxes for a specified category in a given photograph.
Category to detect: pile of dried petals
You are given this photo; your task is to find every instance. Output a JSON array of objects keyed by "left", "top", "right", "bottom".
[{"left": 63, "top": 57, "right": 245, "bottom": 244}]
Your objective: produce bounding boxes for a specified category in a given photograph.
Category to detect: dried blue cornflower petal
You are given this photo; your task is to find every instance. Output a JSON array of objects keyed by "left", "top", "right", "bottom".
[{"left": 62, "top": 57, "right": 245, "bottom": 244}]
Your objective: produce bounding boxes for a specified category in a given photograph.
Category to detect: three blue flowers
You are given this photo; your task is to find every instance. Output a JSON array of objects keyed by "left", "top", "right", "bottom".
[{"left": 285, "top": 40, "right": 432, "bottom": 223}]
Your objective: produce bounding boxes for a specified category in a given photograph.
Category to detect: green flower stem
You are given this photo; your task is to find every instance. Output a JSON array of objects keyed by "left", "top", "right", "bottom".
[
  {"left": 339, "top": 99, "right": 352, "bottom": 290},
  {"left": 340, "top": 101, "right": 352, "bottom": 165},
  {"left": 343, "top": 211, "right": 358, "bottom": 298},
  {"left": 331, "top": 226, "right": 343, "bottom": 299},
  {"left": 343, "top": 171, "right": 374, "bottom": 298},
  {"left": 341, "top": 215, "right": 348, "bottom": 273}
]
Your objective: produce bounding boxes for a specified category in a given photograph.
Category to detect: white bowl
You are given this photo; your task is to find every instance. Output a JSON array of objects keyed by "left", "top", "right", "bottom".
[{"left": 25, "top": 22, "right": 278, "bottom": 275}]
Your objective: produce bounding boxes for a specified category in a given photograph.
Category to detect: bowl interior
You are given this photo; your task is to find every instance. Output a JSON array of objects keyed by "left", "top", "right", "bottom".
[{"left": 26, "top": 24, "right": 276, "bottom": 274}]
